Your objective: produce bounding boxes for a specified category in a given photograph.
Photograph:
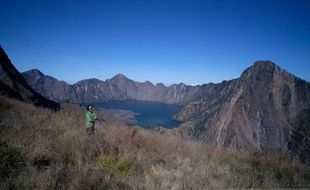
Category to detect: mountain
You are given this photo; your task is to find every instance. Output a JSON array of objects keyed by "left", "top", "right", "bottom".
[
  {"left": 175, "top": 61, "right": 310, "bottom": 162},
  {"left": 0, "top": 46, "right": 59, "bottom": 110},
  {"left": 22, "top": 59, "right": 310, "bottom": 162},
  {"left": 22, "top": 69, "right": 72, "bottom": 103},
  {"left": 22, "top": 70, "right": 201, "bottom": 104}
]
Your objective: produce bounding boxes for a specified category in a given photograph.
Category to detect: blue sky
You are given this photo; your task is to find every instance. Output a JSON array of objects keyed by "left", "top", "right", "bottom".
[{"left": 1, "top": 0, "right": 309, "bottom": 85}]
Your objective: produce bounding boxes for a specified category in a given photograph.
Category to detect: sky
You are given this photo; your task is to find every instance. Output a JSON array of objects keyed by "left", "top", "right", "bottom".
[{"left": 0, "top": 0, "right": 310, "bottom": 85}]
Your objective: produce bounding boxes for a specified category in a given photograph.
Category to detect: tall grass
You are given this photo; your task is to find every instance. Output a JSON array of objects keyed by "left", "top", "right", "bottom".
[{"left": 0, "top": 95, "right": 309, "bottom": 189}]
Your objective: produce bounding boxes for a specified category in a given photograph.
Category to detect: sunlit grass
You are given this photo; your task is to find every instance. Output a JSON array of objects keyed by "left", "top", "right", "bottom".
[{"left": 0, "top": 95, "right": 309, "bottom": 189}]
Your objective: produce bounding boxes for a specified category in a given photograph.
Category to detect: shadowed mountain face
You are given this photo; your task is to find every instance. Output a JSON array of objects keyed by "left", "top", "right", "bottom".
[
  {"left": 22, "top": 69, "right": 72, "bottom": 103},
  {"left": 0, "top": 47, "right": 59, "bottom": 110},
  {"left": 22, "top": 56, "right": 310, "bottom": 162}
]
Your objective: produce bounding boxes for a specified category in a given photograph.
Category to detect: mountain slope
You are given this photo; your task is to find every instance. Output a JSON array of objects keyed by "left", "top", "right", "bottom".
[
  {"left": 175, "top": 61, "right": 310, "bottom": 162},
  {"left": 22, "top": 69, "right": 72, "bottom": 103},
  {"left": 0, "top": 46, "right": 59, "bottom": 110}
]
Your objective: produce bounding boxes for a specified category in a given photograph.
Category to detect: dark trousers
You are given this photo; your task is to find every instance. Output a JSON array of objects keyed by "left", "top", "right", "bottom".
[{"left": 86, "top": 127, "right": 94, "bottom": 135}]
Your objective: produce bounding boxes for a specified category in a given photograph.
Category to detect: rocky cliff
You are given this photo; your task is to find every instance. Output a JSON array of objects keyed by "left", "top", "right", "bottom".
[
  {"left": 0, "top": 46, "right": 59, "bottom": 110},
  {"left": 175, "top": 61, "right": 310, "bottom": 163}
]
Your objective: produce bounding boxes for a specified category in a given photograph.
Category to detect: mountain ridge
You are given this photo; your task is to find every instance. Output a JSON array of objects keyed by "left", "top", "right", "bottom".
[
  {"left": 22, "top": 60, "right": 309, "bottom": 102},
  {"left": 174, "top": 61, "right": 310, "bottom": 163},
  {"left": 19, "top": 53, "right": 310, "bottom": 162},
  {"left": 0, "top": 46, "right": 60, "bottom": 110},
  {"left": 23, "top": 69, "right": 201, "bottom": 104}
]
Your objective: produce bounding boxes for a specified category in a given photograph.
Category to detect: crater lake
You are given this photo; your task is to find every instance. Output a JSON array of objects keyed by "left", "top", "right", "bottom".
[{"left": 94, "top": 100, "right": 182, "bottom": 128}]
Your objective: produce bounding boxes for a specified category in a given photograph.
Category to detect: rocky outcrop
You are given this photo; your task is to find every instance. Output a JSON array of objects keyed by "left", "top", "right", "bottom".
[
  {"left": 175, "top": 61, "right": 310, "bottom": 158},
  {"left": 0, "top": 46, "right": 59, "bottom": 110}
]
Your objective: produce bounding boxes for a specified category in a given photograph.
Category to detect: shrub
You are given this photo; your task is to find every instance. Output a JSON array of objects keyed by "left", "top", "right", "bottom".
[
  {"left": 98, "top": 154, "right": 130, "bottom": 177},
  {"left": 0, "top": 141, "right": 25, "bottom": 179}
]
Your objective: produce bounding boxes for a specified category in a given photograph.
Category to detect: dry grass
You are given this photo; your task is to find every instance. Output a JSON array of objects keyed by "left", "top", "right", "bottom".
[{"left": 0, "top": 95, "right": 309, "bottom": 189}]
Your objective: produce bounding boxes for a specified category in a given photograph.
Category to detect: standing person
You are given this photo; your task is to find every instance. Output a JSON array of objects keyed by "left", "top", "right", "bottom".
[{"left": 85, "top": 105, "right": 96, "bottom": 135}]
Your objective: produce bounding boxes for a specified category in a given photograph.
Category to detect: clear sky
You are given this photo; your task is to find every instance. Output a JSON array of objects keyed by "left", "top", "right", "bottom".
[{"left": 1, "top": 0, "right": 309, "bottom": 85}]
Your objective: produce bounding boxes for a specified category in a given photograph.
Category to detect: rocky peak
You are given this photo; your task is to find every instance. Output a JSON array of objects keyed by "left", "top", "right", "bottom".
[
  {"left": 22, "top": 69, "right": 45, "bottom": 82},
  {"left": 156, "top": 83, "right": 166, "bottom": 88},
  {"left": 24, "top": 69, "right": 44, "bottom": 77},
  {"left": 111, "top": 73, "right": 128, "bottom": 81},
  {"left": 179, "top": 82, "right": 186, "bottom": 86},
  {"left": 240, "top": 61, "right": 299, "bottom": 87},
  {"left": 253, "top": 60, "right": 276, "bottom": 68},
  {"left": 75, "top": 78, "right": 102, "bottom": 86},
  {"left": 144, "top": 80, "right": 154, "bottom": 86},
  {"left": 240, "top": 60, "right": 277, "bottom": 80}
]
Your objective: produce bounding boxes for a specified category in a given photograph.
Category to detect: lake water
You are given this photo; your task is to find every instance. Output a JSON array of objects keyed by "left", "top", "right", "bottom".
[{"left": 95, "top": 100, "right": 182, "bottom": 128}]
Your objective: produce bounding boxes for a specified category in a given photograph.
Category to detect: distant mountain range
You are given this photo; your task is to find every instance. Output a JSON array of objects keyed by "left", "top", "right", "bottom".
[
  {"left": 1, "top": 46, "right": 309, "bottom": 163},
  {"left": 22, "top": 69, "right": 202, "bottom": 104}
]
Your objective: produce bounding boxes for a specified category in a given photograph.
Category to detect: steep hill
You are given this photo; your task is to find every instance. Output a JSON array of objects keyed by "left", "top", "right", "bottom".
[
  {"left": 0, "top": 46, "right": 59, "bottom": 110},
  {"left": 175, "top": 61, "right": 310, "bottom": 163},
  {"left": 22, "top": 69, "right": 72, "bottom": 103}
]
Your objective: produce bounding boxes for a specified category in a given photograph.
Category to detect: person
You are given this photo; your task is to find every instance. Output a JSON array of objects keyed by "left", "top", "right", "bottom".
[{"left": 85, "top": 105, "right": 96, "bottom": 135}]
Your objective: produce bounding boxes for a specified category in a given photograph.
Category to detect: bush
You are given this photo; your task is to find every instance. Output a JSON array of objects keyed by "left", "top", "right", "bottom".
[
  {"left": 98, "top": 154, "right": 130, "bottom": 177},
  {"left": 0, "top": 141, "right": 25, "bottom": 179}
]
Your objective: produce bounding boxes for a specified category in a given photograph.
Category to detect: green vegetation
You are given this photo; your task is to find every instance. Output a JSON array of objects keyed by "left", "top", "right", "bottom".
[
  {"left": 0, "top": 142, "right": 25, "bottom": 179},
  {"left": 99, "top": 155, "right": 130, "bottom": 177},
  {"left": 0, "top": 95, "right": 309, "bottom": 189}
]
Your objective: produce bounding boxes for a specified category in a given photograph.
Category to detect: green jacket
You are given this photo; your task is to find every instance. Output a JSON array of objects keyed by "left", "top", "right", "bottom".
[{"left": 85, "top": 111, "right": 96, "bottom": 128}]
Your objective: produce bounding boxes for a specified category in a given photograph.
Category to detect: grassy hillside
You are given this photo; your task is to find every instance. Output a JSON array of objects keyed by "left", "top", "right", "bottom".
[{"left": 0, "top": 95, "right": 309, "bottom": 189}]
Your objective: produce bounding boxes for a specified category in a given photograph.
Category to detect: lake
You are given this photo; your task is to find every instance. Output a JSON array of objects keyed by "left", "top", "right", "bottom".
[{"left": 94, "top": 100, "right": 182, "bottom": 128}]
